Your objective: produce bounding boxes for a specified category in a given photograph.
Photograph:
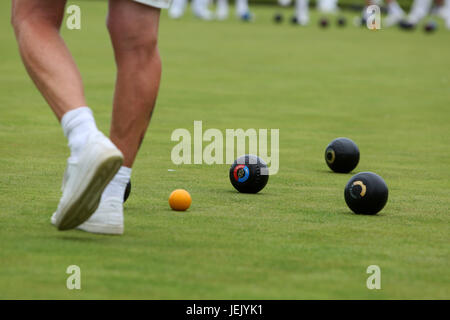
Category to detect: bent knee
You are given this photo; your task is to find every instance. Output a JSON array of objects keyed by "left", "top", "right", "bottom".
[
  {"left": 11, "top": 6, "right": 63, "bottom": 35},
  {"left": 107, "top": 18, "right": 158, "bottom": 55}
]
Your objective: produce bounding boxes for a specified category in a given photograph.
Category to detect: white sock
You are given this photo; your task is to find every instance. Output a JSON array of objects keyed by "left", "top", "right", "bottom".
[
  {"left": 216, "top": 0, "right": 229, "bottom": 20},
  {"left": 295, "top": 0, "right": 309, "bottom": 21},
  {"left": 61, "top": 107, "right": 98, "bottom": 161},
  {"left": 193, "top": 0, "right": 208, "bottom": 12},
  {"left": 102, "top": 166, "right": 132, "bottom": 201},
  {"left": 217, "top": 0, "right": 228, "bottom": 12},
  {"left": 387, "top": 1, "right": 404, "bottom": 16}
]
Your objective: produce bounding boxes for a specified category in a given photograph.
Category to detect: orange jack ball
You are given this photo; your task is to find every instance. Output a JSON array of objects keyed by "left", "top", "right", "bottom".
[{"left": 169, "top": 189, "right": 192, "bottom": 211}]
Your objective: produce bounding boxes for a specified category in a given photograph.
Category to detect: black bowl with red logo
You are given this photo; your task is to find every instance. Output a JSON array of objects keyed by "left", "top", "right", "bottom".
[{"left": 229, "top": 155, "right": 269, "bottom": 194}]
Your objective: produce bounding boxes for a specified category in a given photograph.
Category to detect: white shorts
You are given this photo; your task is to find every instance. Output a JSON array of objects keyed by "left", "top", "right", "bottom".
[{"left": 133, "top": 0, "right": 171, "bottom": 9}]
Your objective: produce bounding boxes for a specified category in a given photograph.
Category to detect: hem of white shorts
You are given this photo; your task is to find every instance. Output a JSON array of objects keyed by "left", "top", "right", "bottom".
[{"left": 133, "top": 0, "right": 171, "bottom": 9}]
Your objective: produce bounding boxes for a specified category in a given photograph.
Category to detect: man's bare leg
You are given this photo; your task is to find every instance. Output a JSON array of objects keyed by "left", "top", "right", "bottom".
[
  {"left": 12, "top": 0, "right": 123, "bottom": 230},
  {"left": 107, "top": 0, "right": 162, "bottom": 168},
  {"left": 11, "top": 0, "right": 86, "bottom": 120},
  {"left": 75, "top": 0, "right": 163, "bottom": 235}
]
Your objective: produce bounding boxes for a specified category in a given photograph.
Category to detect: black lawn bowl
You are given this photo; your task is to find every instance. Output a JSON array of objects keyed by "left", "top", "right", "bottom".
[
  {"left": 337, "top": 16, "right": 347, "bottom": 27},
  {"left": 124, "top": 181, "right": 131, "bottom": 203},
  {"left": 399, "top": 20, "right": 416, "bottom": 30},
  {"left": 325, "top": 137, "right": 360, "bottom": 173},
  {"left": 424, "top": 21, "right": 437, "bottom": 33},
  {"left": 240, "top": 12, "right": 252, "bottom": 22},
  {"left": 319, "top": 17, "right": 329, "bottom": 28},
  {"left": 360, "top": 17, "right": 367, "bottom": 27},
  {"left": 291, "top": 16, "right": 298, "bottom": 25},
  {"left": 229, "top": 155, "right": 269, "bottom": 194},
  {"left": 345, "top": 172, "right": 388, "bottom": 215},
  {"left": 274, "top": 13, "right": 283, "bottom": 24}
]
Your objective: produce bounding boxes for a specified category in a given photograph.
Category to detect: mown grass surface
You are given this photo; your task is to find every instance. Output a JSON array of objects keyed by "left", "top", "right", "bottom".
[{"left": 0, "top": 2, "right": 449, "bottom": 299}]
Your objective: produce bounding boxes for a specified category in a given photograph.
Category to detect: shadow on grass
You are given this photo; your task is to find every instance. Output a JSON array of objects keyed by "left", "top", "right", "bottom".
[
  {"left": 315, "top": 169, "right": 356, "bottom": 175},
  {"left": 337, "top": 209, "right": 384, "bottom": 218},
  {"left": 54, "top": 231, "right": 120, "bottom": 241},
  {"left": 224, "top": 190, "right": 267, "bottom": 195}
]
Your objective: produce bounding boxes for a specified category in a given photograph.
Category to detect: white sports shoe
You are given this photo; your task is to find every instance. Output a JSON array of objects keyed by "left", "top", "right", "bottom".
[
  {"left": 193, "top": 7, "right": 214, "bottom": 20},
  {"left": 384, "top": 11, "right": 405, "bottom": 27},
  {"left": 168, "top": 0, "right": 187, "bottom": 19},
  {"left": 51, "top": 132, "right": 123, "bottom": 231},
  {"left": 216, "top": 2, "right": 229, "bottom": 20},
  {"left": 169, "top": 4, "right": 186, "bottom": 19},
  {"left": 52, "top": 196, "right": 124, "bottom": 235},
  {"left": 407, "top": 0, "right": 432, "bottom": 24},
  {"left": 77, "top": 197, "right": 124, "bottom": 235},
  {"left": 192, "top": 0, "right": 214, "bottom": 21},
  {"left": 293, "top": 13, "right": 309, "bottom": 26},
  {"left": 439, "top": 3, "right": 450, "bottom": 29},
  {"left": 298, "top": 13, "right": 309, "bottom": 25}
]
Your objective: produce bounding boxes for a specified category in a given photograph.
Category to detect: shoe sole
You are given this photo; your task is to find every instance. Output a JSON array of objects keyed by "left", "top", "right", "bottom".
[
  {"left": 57, "top": 152, "right": 123, "bottom": 231},
  {"left": 77, "top": 223, "right": 124, "bottom": 235}
]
